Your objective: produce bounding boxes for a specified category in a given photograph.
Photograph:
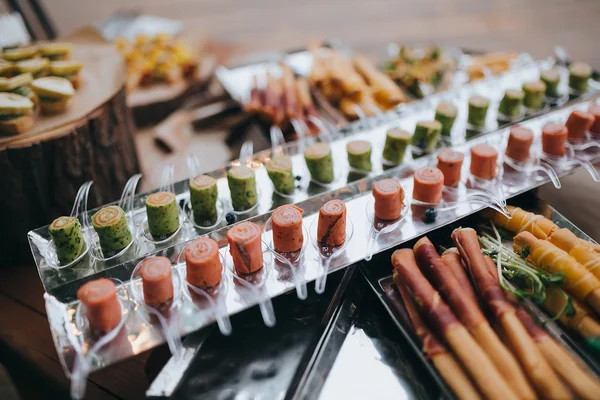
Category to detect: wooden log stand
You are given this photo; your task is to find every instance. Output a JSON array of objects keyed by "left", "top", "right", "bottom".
[{"left": 0, "top": 40, "right": 140, "bottom": 267}]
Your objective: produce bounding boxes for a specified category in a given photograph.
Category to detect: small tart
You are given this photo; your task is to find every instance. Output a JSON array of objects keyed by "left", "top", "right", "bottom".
[
  {"left": 0, "top": 93, "right": 34, "bottom": 116},
  {"left": 31, "top": 76, "right": 75, "bottom": 99}
]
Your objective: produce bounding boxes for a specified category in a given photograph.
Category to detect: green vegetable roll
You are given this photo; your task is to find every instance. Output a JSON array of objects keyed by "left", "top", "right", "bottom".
[
  {"left": 227, "top": 165, "right": 258, "bottom": 211},
  {"left": 522, "top": 80, "right": 547, "bottom": 110},
  {"left": 49, "top": 216, "right": 85, "bottom": 264},
  {"left": 346, "top": 140, "right": 372, "bottom": 171},
  {"left": 266, "top": 155, "right": 295, "bottom": 194},
  {"left": 189, "top": 175, "right": 218, "bottom": 220},
  {"left": 412, "top": 120, "right": 442, "bottom": 152},
  {"left": 540, "top": 68, "right": 561, "bottom": 98},
  {"left": 434, "top": 102, "right": 457, "bottom": 137},
  {"left": 498, "top": 89, "right": 524, "bottom": 118},
  {"left": 569, "top": 62, "right": 592, "bottom": 93},
  {"left": 467, "top": 95, "right": 489, "bottom": 128},
  {"left": 304, "top": 142, "right": 334, "bottom": 183},
  {"left": 383, "top": 128, "right": 411, "bottom": 164},
  {"left": 92, "top": 206, "right": 132, "bottom": 254},
  {"left": 146, "top": 192, "right": 180, "bottom": 237}
]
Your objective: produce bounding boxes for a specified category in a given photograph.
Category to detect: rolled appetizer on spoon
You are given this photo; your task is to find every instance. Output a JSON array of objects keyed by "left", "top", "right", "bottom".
[
  {"left": 48, "top": 216, "right": 85, "bottom": 265},
  {"left": 92, "top": 205, "right": 133, "bottom": 257}
]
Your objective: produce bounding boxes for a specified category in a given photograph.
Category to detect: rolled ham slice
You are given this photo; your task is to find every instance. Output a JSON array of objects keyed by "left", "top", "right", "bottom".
[
  {"left": 412, "top": 167, "right": 443, "bottom": 203},
  {"left": 139, "top": 256, "right": 174, "bottom": 306},
  {"left": 542, "top": 123, "right": 568, "bottom": 157},
  {"left": 436, "top": 149, "right": 464, "bottom": 187},
  {"left": 272, "top": 205, "right": 304, "bottom": 253},
  {"left": 77, "top": 278, "right": 122, "bottom": 333},
  {"left": 470, "top": 144, "right": 498, "bottom": 180},
  {"left": 227, "top": 222, "right": 264, "bottom": 274},
  {"left": 373, "top": 179, "right": 404, "bottom": 221},
  {"left": 505, "top": 126, "right": 533, "bottom": 162},
  {"left": 317, "top": 199, "right": 346, "bottom": 247},
  {"left": 185, "top": 237, "right": 223, "bottom": 288},
  {"left": 565, "top": 110, "right": 594, "bottom": 142}
]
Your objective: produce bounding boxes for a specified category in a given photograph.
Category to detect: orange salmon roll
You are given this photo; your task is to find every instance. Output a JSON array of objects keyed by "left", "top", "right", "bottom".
[
  {"left": 373, "top": 179, "right": 404, "bottom": 220},
  {"left": 542, "top": 123, "right": 568, "bottom": 157},
  {"left": 140, "top": 256, "right": 174, "bottom": 306},
  {"left": 505, "top": 126, "right": 533, "bottom": 162},
  {"left": 317, "top": 200, "right": 346, "bottom": 246},
  {"left": 589, "top": 103, "right": 600, "bottom": 136},
  {"left": 185, "top": 237, "right": 223, "bottom": 288},
  {"left": 565, "top": 110, "right": 594, "bottom": 142},
  {"left": 470, "top": 144, "right": 498, "bottom": 179},
  {"left": 413, "top": 167, "right": 444, "bottom": 203},
  {"left": 436, "top": 149, "right": 464, "bottom": 187},
  {"left": 272, "top": 205, "right": 304, "bottom": 253},
  {"left": 77, "top": 278, "right": 122, "bottom": 333},
  {"left": 227, "top": 222, "right": 264, "bottom": 274}
]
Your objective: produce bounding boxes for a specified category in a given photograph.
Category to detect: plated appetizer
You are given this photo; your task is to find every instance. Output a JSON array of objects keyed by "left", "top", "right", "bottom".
[
  {"left": 0, "top": 73, "right": 35, "bottom": 101},
  {"left": 470, "top": 144, "right": 498, "bottom": 180},
  {"left": 382, "top": 128, "right": 411, "bottom": 165},
  {"left": 31, "top": 76, "right": 75, "bottom": 114},
  {"left": 91, "top": 205, "right": 133, "bottom": 256},
  {"left": 372, "top": 179, "right": 404, "bottom": 220},
  {"left": 271, "top": 205, "right": 304, "bottom": 253},
  {"left": 189, "top": 175, "right": 218, "bottom": 221},
  {"left": 412, "top": 167, "right": 444, "bottom": 203},
  {"left": 115, "top": 34, "right": 199, "bottom": 91},
  {"left": 266, "top": 155, "right": 295, "bottom": 195},
  {"left": 346, "top": 140, "right": 372, "bottom": 171},
  {"left": 245, "top": 65, "right": 322, "bottom": 133},
  {"left": 145, "top": 191, "right": 180, "bottom": 238},
  {"left": 384, "top": 45, "right": 455, "bottom": 98},
  {"left": 227, "top": 221, "right": 263, "bottom": 274},
  {"left": 317, "top": 199, "right": 347, "bottom": 247},
  {"left": 0, "top": 92, "right": 34, "bottom": 135},
  {"left": 48, "top": 216, "right": 85, "bottom": 265},
  {"left": 38, "top": 42, "right": 72, "bottom": 61},
  {"left": 505, "top": 125, "right": 534, "bottom": 162},
  {"left": 466, "top": 52, "right": 517, "bottom": 81},
  {"left": 227, "top": 165, "right": 258, "bottom": 211},
  {"left": 436, "top": 149, "right": 463, "bottom": 186},
  {"left": 467, "top": 95, "right": 489, "bottom": 128},
  {"left": 304, "top": 142, "right": 334, "bottom": 183},
  {"left": 434, "top": 101, "right": 457, "bottom": 137},
  {"left": 49, "top": 61, "right": 83, "bottom": 89}
]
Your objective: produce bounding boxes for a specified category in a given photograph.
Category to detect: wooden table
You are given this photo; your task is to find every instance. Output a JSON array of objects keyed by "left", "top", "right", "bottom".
[{"left": 2, "top": 0, "right": 600, "bottom": 398}]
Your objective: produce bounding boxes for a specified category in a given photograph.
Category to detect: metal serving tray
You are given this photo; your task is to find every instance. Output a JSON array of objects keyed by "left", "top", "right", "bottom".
[
  {"left": 360, "top": 199, "right": 600, "bottom": 399},
  {"left": 42, "top": 97, "right": 600, "bottom": 379},
  {"left": 28, "top": 56, "right": 600, "bottom": 298}
]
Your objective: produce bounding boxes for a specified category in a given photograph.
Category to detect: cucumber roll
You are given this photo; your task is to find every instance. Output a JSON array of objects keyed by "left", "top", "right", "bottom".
[
  {"left": 189, "top": 175, "right": 218, "bottom": 220},
  {"left": 346, "top": 140, "right": 372, "bottom": 171},
  {"left": 304, "top": 142, "right": 334, "bottom": 183},
  {"left": 467, "top": 95, "right": 489, "bottom": 128},
  {"left": 498, "top": 89, "right": 524, "bottom": 118},
  {"left": 146, "top": 192, "right": 180, "bottom": 237},
  {"left": 434, "top": 102, "right": 457, "bottom": 137},
  {"left": 266, "top": 155, "right": 295, "bottom": 194},
  {"left": 92, "top": 206, "right": 132, "bottom": 254},
  {"left": 382, "top": 128, "right": 411, "bottom": 164},
  {"left": 569, "top": 62, "right": 592, "bottom": 93},
  {"left": 522, "top": 80, "right": 546, "bottom": 110},
  {"left": 412, "top": 120, "right": 442, "bottom": 152},
  {"left": 227, "top": 165, "right": 258, "bottom": 211},
  {"left": 49, "top": 216, "right": 85, "bottom": 264},
  {"left": 540, "top": 68, "right": 561, "bottom": 98}
]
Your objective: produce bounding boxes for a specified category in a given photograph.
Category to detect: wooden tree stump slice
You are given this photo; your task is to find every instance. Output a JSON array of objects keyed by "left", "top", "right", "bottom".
[
  {"left": 0, "top": 40, "right": 140, "bottom": 267},
  {"left": 128, "top": 54, "right": 216, "bottom": 127}
]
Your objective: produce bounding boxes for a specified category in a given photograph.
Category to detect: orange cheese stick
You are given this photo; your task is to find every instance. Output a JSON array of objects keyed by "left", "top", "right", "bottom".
[
  {"left": 452, "top": 228, "right": 570, "bottom": 399},
  {"left": 436, "top": 149, "right": 464, "bottom": 187},
  {"left": 185, "top": 237, "right": 223, "bottom": 288},
  {"left": 413, "top": 167, "right": 444, "bottom": 203},
  {"left": 414, "top": 238, "right": 535, "bottom": 399},
  {"left": 272, "top": 205, "right": 304, "bottom": 253},
  {"left": 227, "top": 222, "right": 264, "bottom": 274},
  {"left": 393, "top": 271, "right": 482, "bottom": 400},
  {"left": 317, "top": 200, "right": 346, "bottom": 247},
  {"left": 77, "top": 278, "right": 122, "bottom": 333},
  {"left": 470, "top": 144, "right": 497, "bottom": 179},
  {"left": 542, "top": 123, "right": 568, "bottom": 157},
  {"left": 140, "top": 256, "right": 174, "bottom": 306},
  {"left": 373, "top": 179, "right": 404, "bottom": 220},
  {"left": 391, "top": 249, "right": 517, "bottom": 400},
  {"left": 505, "top": 126, "right": 533, "bottom": 162},
  {"left": 492, "top": 206, "right": 558, "bottom": 240}
]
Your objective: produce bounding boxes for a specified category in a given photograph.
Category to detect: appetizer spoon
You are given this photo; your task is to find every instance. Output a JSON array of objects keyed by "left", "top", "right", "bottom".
[
  {"left": 129, "top": 260, "right": 183, "bottom": 360},
  {"left": 178, "top": 246, "right": 232, "bottom": 336},
  {"left": 364, "top": 195, "right": 409, "bottom": 261},
  {"left": 184, "top": 153, "right": 225, "bottom": 230}
]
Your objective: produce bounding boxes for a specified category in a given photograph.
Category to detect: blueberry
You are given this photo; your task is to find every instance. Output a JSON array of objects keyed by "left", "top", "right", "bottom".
[
  {"left": 225, "top": 212, "right": 237, "bottom": 225},
  {"left": 295, "top": 175, "right": 302, "bottom": 181},
  {"left": 424, "top": 208, "right": 437, "bottom": 223}
]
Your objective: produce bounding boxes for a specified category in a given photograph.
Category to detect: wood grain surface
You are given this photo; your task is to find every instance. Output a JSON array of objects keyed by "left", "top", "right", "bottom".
[{"left": 2, "top": 0, "right": 600, "bottom": 399}]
